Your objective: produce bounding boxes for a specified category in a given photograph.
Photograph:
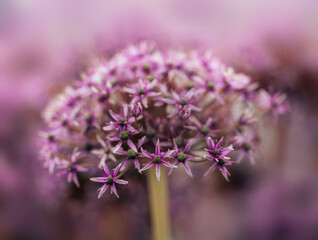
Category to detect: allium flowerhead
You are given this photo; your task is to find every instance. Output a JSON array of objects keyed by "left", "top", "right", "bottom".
[{"left": 40, "top": 42, "right": 287, "bottom": 197}]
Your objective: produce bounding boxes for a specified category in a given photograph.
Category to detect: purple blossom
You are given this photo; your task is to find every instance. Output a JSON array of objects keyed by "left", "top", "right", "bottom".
[
  {"left": 204, "top": 137, "right": 234, "bottom": 181},
  {"left": 39, "top": 42, "right": 287, "bottom": 197},
  {"left": 169, "top": 139, "right": 199, "bottom": 177},
  {"left": 58, "top": 148, "right": 88, "bottom": 187},
  {"left": 258, "top": 90, "right": 288, "bottom": 118},
  {"left": 41, "top": 150, "right": 59, "bottom": 174},
  {"left": 143, "top": 117, "right": 171, "bottom": 147},
  {"left": 116, "top": 136, "right": 146, "bottom": 172},
  {"left": 185, "top": 116, "right": 217, "bottom": 141},
  {"left": 103, "top": 105, "right": 135, "bottom": 132},
  {"left": 161, "top": 89, "right": 201, "bottom": 119},
  {"left": 49, "top": 107, "right": 80, "bottom": 136},
  {"left": 39, "top": 130, "right": 59, "bottom": 153},
  {"left": 107, "top": 126, "right": 142, "bottom": 153},
  {"left": 90, "top": 163, "right": 128, "bottom": 198},
  {"left": 204, "top": 137, "right": 233, "bottom": 161},
  {"left": 91, "top": 80, "right": 113, "bottom": 103},
  {"left": 233, "top": 131, "right": 260, "bottom": 164},
  {"left": 130, "top": 101, "right": 143, "bottom": 119},
  {"left": 124, "top": 78, "right": 161, "bottom": 108},
  {"left": 192, "top": 75, "right": 224, "bottom": 103},
  {"left": 140, "top": 139, "right": 177, "bottom": 181},
  {"left": 91, "top": 135, "right": 117, "bottom": 167},
  {"left": 224, "top": 70, "right": 251, "bottom": 91}
]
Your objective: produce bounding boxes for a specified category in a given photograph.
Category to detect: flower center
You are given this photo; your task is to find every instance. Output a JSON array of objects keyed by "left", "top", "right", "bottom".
[
  {"left": 85, "top": 143, "right": 94, "bottom": 152},
  {"left": 47, "top": 134, "right": 55, "bottom": 142},
  {"left": 147, "top": 75, "right": 155, "bottom": 82},
  {"left": 85, "top": 114, "right": 94, "bottom": 124},
  {"left": 212, "top": 149, "right": 220, "bottom": 156},
  {"left": 207, "top": 82, "right": 215, "bottom": 90},
  {"left": 200, "top": 125, "right": 210, "bottom": 135},
  {"left": 175, "top": 137, "right": 183, "bottom": 147},
  {"left": 62, "top": 119, "right": 68, "bottom": 126},
  {"left": 127, "top": 149, "right": 137, "bottom": 159},
  {"left": 118, "top": 118, "right": 126, "bottom": 126},
  {"left": 104, "top": 147, "right": 110, "bottom": 154},
  {"left": 166, "top": 61, "right": 174, "bottom": 68},
  {"left": 243, "top": 142, "right": 251, "bottom": 151},
  {"left": 153, "top": 156, "right": 161, "bottom": 164},
  {"left": 67, "top": 163, "right": 73, "bottom": 171},
  {"left": 179, "top": 98, "right": 187, "bottom": 106},
  {"left": 138, "top": 89, "right": 146, "bottom": 95},
  {"left": 217, "top": 158, "right": 225, "bottom": 165},
  {"left": 177, "top": 152, "right": 187, "bottom": 162},
  {"left": 146, "top": 127, "right": 156, "bottom": 137},
  {"left": 119, "top": 131, "right": 129, "bottom": 140},
  {"left": 106, "top": 177, "right": 114, "bottom": 185},
  {"left": 186, "top": 83, "right": 195, "bottom": 90},
  {"left": 142, "top": 64, "right": 151, "bottom": 74},
  {"left": 273, "top": 99, "right": 279, "bottom": 107},
  {"left": 98, "top": 93, "right": 108, "bottom": 102}
]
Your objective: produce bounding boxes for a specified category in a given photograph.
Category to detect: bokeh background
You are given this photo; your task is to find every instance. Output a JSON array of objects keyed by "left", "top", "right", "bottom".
[{"left": 1, "top": 0, "right": 318, "bottom": 239}]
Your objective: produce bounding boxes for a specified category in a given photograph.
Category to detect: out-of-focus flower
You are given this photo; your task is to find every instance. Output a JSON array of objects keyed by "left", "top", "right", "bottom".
[
  {"left": 161, "top": 89, "right": 202, "bottom": 120},
  {"left": 124, "top": 78, "right": 161, "bottom": 108},
  {"left": 185, "top": 116, "right": 217, "bottom": 141},
  {"left": 58, "top": 148, "right": 88, "bottom": 187},
  {"left": 232, "top": 130, "right": 261, "bottom": 164},
  {"left": 91, "top": 135, "right": 117, "bottom": 167},
  {"left": 258, "top": 90, "right": 288, "bottom": 119}
]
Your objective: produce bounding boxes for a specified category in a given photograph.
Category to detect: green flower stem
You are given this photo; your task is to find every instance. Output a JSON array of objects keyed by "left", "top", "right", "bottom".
[{"left": 147, "top": 166, "right": 171, "bottom": 240}]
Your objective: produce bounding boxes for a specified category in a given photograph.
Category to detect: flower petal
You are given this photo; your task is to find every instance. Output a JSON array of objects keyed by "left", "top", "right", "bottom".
[
  {"left": 137, "top": 136, "right": 146, "bottom": 149},
  {"left": 161, "top": 160, "right": 178, "bottom": 168},
  {"left": 113, "top": 163, "right": 122, "bottom": 177},
  {"left": 140, "top": 162, "right": 154, "bottom": 172},
  {"left": 220, "top": 166, "right": 230, "bottom": 181},
  {"left": 216, "top": 136, "right": 224, "bottom": 149},
  {"left": 183, "top": 162, "right": 193, "bottom": 178},
  {"left": 98, "top": 184, "right": 109, "bottom": 199},
  {"left": 113, "top": 141, "right": 123, "bottom": 153},
  {"left": 184, "top": 139, "right": 194, "bottom": 153},
  {"left": 109, "top": 110, "right": 119, "bottom": 121},
  {"left": 114, "top": 179, "right": 128, "bottom": 185},
  {"left": 220, "top": 147, "right": 233, "bottom": 157},
  {"left": 155, "top": 139, "right": 161, "bottom": 155},
  {"left": 204, "top": 163, "right": 218, "bottom": 176},
  {"left": 97, "top": 135, "right": 106, "bottom": 147},
  {"left": 207, "top": 137, "right": 214, "bottom": 149},
  {"left": 161, "top": 150, "right": 175, "bottom": 159},
  {"left": 101, "top": 163, "right": 110, "bottom": 176},
  {"left": 76, "top": 166, "right": 88, "bottom": 172},
  {"left": 141, "top": 148, "right": 154, "bottom": 159},
  {"left": 111, "top": 184, "right": 119, "bottom": 198},
  {"left": 127, "top": 139, "right": 138, "bottom": 152},
  {"left": 72, "top": 174, "right": 80, "bottom": 187},
  {"left": 103, "top": 125, "right": 115, "bottom": 131},
  {"left": 90, "top": 177, "right": 107, "bottom": 182},
  {"left": 168, "top": 160, "right": 179, "bottom": 175},
  {"left": 134, "top": 159, "right": 141, "bottom": 172},
  {"left": 205, "top": 117, "right": 213, "bottom": 127}
]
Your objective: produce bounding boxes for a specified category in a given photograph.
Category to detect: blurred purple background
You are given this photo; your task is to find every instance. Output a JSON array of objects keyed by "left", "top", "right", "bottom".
[{"left": 1, "top": 0, "right": 318, "bottom": 239}]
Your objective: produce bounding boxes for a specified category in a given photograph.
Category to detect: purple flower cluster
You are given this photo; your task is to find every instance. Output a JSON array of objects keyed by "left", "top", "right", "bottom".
[{"left": 40, "top": 42, "right": 287, "bottom": 198}]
